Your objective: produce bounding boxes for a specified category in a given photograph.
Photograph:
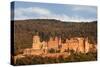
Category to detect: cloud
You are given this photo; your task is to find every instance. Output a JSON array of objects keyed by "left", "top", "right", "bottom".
[
  {"left": 72, "top": 6, "right": 97, "bottom": 13},
  {"left": 33, "top": 14, "right": 96, "bottom": 22},
  {"left": 14, "top": 7, "right": 96, "bottom": 22},
  {"left": 14, "top": 7, "right": 52, "bottom": 20},
  {"left": 31, "top": 7, "right": 51, "bottom": 15}
]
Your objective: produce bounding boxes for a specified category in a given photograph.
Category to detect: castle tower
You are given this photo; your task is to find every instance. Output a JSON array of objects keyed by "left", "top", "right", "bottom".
[
  {"left": 85, "top": 38, "right": 97, "bottom": 53},
  {"left": 41, "top": 41, "right": 48, "bottom": 54},
  {"left": 47, "top": 37, "right": 53, "bottom": 50},
  {"left": 77, "top": 37, "right": 85, "bottom": 53},
  {"left": 58, "top": 37, "right": 62, "bottom": 49},
  {"left": 32, "top": 35, "right": 42, "bottom": 50},
  {"left": 54, "top": 37, "right": 59, "bottom": 49},
  {"left": 58, "top": 37, "right": 62, "bottom": 45},
  {"left": 85, "top": 38, "right": 90, "bottom": 53}
]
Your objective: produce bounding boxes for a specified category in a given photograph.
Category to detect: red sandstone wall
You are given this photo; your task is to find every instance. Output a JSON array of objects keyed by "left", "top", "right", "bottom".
[{"left": 31, "top": 35, "right": 96, "bottom": 54}]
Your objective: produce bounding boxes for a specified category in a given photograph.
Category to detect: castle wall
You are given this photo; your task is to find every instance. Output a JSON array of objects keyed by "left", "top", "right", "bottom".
[
  {"left": 67, "top": 38, "right": 79, "bottom": 52},
  {"left": 41, "top": 41, "right": 48, "bottom": 54},
  {"left": 61, "top": 43, "right": 68, "bottom": 52},
  {"left": 23, "top": 48, "right": 44, "bottom": 55},
  {"left": 48, "top": 37, "right": 58, "bottom": 50}
]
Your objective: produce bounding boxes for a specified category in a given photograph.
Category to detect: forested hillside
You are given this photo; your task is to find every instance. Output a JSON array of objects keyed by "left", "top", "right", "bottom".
[{"left": 12, "top": 19, "right": 97, "bottom": 54}]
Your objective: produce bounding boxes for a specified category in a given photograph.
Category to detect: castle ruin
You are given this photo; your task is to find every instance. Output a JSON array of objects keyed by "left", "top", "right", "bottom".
[{"left": 23, "top": 35, "right": 97, "bottom": 56}]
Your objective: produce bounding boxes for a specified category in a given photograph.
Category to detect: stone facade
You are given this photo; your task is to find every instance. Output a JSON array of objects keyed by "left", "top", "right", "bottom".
[
  {"left": 66, "top": 38, "right": 79, "bottom": 52},
  {"left": 48, "top": 37, "right": 59, "bottom": 50},
  {"left": 23, "top": 35, "right": 97, "bottom": 55},
  {"left": 32, "top": 35, "right": 42, "bottom": 50},
  {"left": 77, "top": 38, "right": 85, "bottom": 53}
]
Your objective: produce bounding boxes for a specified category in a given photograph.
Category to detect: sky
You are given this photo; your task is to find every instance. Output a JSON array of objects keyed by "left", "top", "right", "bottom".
[{"left": 11, "top": 1, "right": 97, "bottom": 22}]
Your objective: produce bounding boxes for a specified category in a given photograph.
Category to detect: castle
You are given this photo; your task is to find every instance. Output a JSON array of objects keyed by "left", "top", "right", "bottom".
[
  {"left": 23, "top": 34, "right": 97, "bottom": 56},
  {"left": 13, "top": 34, "right": 97, "bottom": 64}
]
